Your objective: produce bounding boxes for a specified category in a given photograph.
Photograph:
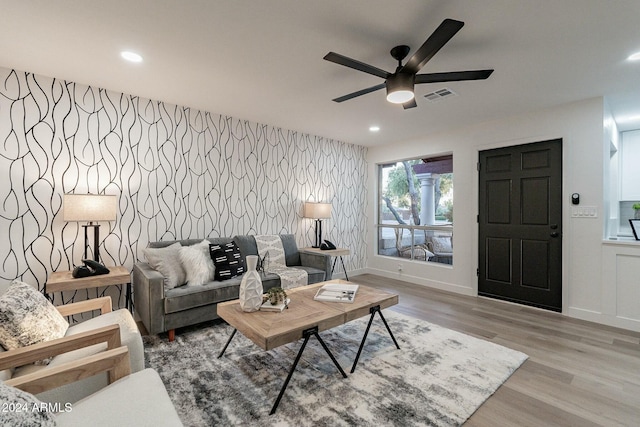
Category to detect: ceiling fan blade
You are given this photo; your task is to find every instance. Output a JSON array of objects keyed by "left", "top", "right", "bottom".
[
  {"left": 401, "top": 19, "right": 465, "bottom": 75},
  {"left": 332, "top": 83, "right": 386, "bottom": 103},
  {"left": 403, "top": 99, "right": 418, "bottom": 109},
  {"left": 324, "top": 52, "right": 391, "bottom": 79},
  {"left": 414, "top": 69, "right": 494, "bottom": 84}
]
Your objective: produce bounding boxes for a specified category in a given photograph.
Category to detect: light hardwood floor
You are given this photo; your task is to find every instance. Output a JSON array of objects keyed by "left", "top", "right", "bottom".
[{"left": 351, "top": 273, "right": 640, "bottom": 427}]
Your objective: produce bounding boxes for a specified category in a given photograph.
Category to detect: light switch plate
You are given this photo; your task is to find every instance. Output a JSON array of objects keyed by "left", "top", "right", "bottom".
[{"left": 571, "top": 206, "right": 597, "bottom": 218}]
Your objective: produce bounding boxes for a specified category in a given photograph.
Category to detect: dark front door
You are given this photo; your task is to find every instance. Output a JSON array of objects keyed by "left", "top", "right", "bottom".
[{"left": 478, "top": 139, "right": 562, "bottom": 311}]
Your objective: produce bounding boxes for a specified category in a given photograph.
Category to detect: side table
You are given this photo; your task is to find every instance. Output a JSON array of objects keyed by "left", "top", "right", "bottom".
[
  {"left": 300, "top": 247, "right": 351, "bottom": 280},
  {"left": 46, "top": 266, "right": 132, "bottom": 312}
]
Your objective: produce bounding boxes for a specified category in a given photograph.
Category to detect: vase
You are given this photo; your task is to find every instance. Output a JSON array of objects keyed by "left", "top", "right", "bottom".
[
  {"left": 635, "top": 210, "right": 640, "bottom": 220},
  {"left": 239, "top": 255, "right": 263, "bottom": 312}
]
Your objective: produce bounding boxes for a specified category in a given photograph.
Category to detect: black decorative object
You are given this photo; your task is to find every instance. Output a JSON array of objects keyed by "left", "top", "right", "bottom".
[
  {"left": 72, "top": 259, "right": 110, "bottom": 278},
  {"left": 320, "top": 240, "right": 336, "bottom": 250},
  {"left": 210, "top": 242, "right": 245, "bottom": 281},
  {"left": 630, "top": 219, "right": 640, "bottom": 240}
]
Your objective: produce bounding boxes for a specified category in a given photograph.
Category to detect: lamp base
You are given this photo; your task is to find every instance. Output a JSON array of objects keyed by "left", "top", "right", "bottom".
[
  {"left": 81, "top": 223, "right": 101, "bottom": 263},
  {"left": 313, "top": 219, "right": 323, "bottom": 248}
]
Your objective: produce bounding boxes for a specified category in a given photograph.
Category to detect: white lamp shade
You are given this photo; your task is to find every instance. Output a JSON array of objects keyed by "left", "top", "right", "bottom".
[
  {"left": 63, "top": 194, "right": 117, "bottom": 222},
  {"left": 304, "top": 202, "right": 332, "bottom": 219}
]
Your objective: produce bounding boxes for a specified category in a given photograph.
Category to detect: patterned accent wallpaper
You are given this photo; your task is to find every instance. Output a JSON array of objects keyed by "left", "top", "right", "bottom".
[{"left": 0, "top": 68, "right": 368, "bottom": 304}]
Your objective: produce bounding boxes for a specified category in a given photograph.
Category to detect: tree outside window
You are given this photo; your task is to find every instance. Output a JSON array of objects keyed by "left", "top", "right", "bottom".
[{"left": 378, "top": 155, "right": 453, "bottom": 264}]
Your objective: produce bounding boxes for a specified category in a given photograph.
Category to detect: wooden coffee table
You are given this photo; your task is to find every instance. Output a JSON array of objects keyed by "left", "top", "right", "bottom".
[{"left": 217, "top": 280, "right": 399, "bottom": 414}]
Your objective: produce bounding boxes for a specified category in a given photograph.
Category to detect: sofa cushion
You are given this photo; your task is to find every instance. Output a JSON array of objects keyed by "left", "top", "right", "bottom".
[
  {"left": 280, "top": 234, "right": 302, "bottom": 266},
  {"left": 164, "top": 278, "right": 243, "bottom": 314},
  {"left": 210, "top": 242, "right": 245, "bottom": 281},
  {"left": 62, "top": 309, "right": 144, "bottom": 372},
  {"left": 233, "top": 235, "right": 258, "bottom": 259},
  {"left": 179, "top": 240, "right": 216, "bottom": 286},
  {"left": 234, "top": 234, "right": 301, "bottom": 266},
  {"left": 291, "top": 266, "right": 325, "bottom": 284},
  {"left": 430, "top": 236, "right": 453, "bottom": 254},
  {"left": 0, "top": 281, "right": 69, "bottom": 361},
  {"left": 0, "top": 382, "right": 57, "bottom": 426},
  {"left": 143, "top": 243, "right": 187, "bottom": 290}
]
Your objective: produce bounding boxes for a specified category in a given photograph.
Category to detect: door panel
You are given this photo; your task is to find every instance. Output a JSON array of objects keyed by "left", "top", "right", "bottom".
[
  {"left": 487, "top": 180, "right": 511, "bottom": 224},
  {"left": 521, "top": 240, "right": 549, "bottom": 289},
  {"left": 521, "top": 177, "right": 549, "bottom": 225},
  {"left": 486, "top": 238, "right": 512, "bottom": 283},
  {"left": 479, "top": 139, "right": 562, "bottom": 311}
]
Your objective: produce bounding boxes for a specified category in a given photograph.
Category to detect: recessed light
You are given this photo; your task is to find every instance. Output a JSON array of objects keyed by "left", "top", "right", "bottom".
[
  {"left": 627, "top": 52, "right": 640, "bottom": 61},
  {"left": 121, "top": 51, "right": 143, "bottom": 63},
  {"left": 369, "top": 126, "right": 380, "bottom": 132}
]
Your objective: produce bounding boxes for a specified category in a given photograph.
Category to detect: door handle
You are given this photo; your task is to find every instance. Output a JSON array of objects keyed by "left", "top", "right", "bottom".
[
  {"left": 550, "top": 224, "right": 558, "bottom": 230},
  {"left": 550, "top": 232, "right": 559, "bottom": 238}
]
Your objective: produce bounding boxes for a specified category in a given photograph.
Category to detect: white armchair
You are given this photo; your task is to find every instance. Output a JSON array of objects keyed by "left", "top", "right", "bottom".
[
  {"left": 0, "top": 296, "right": 144, "bottom": 405},
  {"left": 0, "top": 324, "right": 182, "bottom": 426}
]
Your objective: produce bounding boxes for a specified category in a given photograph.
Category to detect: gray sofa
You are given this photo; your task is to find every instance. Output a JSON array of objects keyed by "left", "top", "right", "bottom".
[{"left": 133, "top": 234, "right": 331, "bottom": 340}]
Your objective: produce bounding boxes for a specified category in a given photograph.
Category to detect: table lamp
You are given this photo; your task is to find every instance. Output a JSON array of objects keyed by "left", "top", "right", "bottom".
[
  {"left": 63, "top": 194, "right": 117, "bottom": 262},
  {"left": 303, "top": 202, "right": 332, "bottom": 248}
]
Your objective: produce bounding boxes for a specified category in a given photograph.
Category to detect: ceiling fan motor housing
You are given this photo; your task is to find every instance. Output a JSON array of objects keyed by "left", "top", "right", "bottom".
[{"left": 386, "top": 73, "right": 415, "bottom": 103}]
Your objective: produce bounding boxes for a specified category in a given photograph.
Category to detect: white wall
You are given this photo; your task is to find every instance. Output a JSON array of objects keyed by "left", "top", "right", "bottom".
[
  {"left": 367, "top": 97, "right": 640, "bottom": 332},
  {"left": 0, "top": 67, "right": 369, "bottom": 304}
]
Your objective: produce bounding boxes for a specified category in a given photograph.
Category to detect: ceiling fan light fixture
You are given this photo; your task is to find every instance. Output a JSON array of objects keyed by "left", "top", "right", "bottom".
[
  {"left": 387, "top": 89, "right": 414, "bottom": 104},
  {"left": 386, "top": 73, "right": 415, "bottom": 104}
]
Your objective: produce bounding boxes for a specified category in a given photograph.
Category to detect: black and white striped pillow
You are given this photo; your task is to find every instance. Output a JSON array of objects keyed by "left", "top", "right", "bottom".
[{"left": 209, "top": 242, "right": 245, "bottom": 281}]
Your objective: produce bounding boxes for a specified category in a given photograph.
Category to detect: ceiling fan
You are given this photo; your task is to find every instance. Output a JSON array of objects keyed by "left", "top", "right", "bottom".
[{"left": 323, "top": 19, "right": 494, "bottom": 109}]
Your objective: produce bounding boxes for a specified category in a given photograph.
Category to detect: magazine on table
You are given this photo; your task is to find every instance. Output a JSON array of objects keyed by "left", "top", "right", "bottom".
[
  {"left": 314, "top": 283, "right": 359, "bottom": 303},
  {"left": 259, "top": 298, "right": 290, "bottom": 312}
]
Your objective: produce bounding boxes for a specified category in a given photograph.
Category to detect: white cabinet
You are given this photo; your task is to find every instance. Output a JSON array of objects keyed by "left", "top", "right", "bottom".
[{"left": 621, "top": 130, "right": 640, "bottom": 200}]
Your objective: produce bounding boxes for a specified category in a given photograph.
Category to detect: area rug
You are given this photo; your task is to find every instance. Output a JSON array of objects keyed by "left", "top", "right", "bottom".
[{"left": 143, "top": 310, "right": 527, "bottom": 426}]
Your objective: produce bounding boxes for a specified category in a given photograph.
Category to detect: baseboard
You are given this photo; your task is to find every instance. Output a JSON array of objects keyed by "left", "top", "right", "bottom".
[
  {"left": 566, "top": 307, "right": 640, "bottom": 332},
  {"left": 361, "top": 267, "right": 475, "bottom": 296},
  {"left": 354, "top": 270, "right": 640, "bottom": 333},
  {"left": 332, "top": 268, "right": 367, "bottom": 280}
]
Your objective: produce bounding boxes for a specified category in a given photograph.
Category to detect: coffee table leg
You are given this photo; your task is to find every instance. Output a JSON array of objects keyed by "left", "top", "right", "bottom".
[
  {"left": 377, "top": 309, "right": 401, "bottom": 350},
  {"left": 218, "top": 328, "right": 237, "bottom": 358},
  {"left": 350, "top": 305, "right": 400, "bottom": 373},
  {"left": 270, "top": 326, "right": 347, "bottom": 415}
]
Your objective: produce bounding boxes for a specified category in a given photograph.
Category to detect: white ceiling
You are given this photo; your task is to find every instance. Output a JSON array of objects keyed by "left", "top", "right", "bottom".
[{"left": 2, "top": 0, "right": 640, "bottom": 147}]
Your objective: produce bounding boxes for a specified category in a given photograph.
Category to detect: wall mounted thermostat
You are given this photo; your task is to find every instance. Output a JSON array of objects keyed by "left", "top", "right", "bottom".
[{"left": 571, "top": 193, "right": 580, "bottom": 205}]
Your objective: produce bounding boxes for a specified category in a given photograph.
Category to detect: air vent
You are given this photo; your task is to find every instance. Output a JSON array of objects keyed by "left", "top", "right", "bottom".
[{"left": 423, "top": 88, "right": 457, "bottom": 102}]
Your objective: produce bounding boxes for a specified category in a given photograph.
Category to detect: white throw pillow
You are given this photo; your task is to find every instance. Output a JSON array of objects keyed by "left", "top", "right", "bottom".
[
  {"left": 143, "top": 243, "right": 187, "bottom": 290},
  {"left": 0, "top": 382, "right": 56, "bottom": 426},
  {"left": 431, "top": 236, "right": 453, "bottom": 253},
  {"left": 0, "top": 281, "right": 69, "bottom": 363},
  {"left": 179, "top": 240, "right": 216, "bottom": 286}
]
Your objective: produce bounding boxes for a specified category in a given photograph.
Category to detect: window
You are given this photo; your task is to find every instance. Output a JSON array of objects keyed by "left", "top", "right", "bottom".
[
  {"left": 609, "top": 129, "right": 640, "bottom": 238},
  {"left": 377, "top": 155, "right": 453, "bottom": 264}
]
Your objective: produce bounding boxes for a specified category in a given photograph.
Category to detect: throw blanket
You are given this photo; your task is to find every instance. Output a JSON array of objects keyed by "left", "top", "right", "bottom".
[{"left": 254, "top": 235, "right": 307, "bottom": 290}]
